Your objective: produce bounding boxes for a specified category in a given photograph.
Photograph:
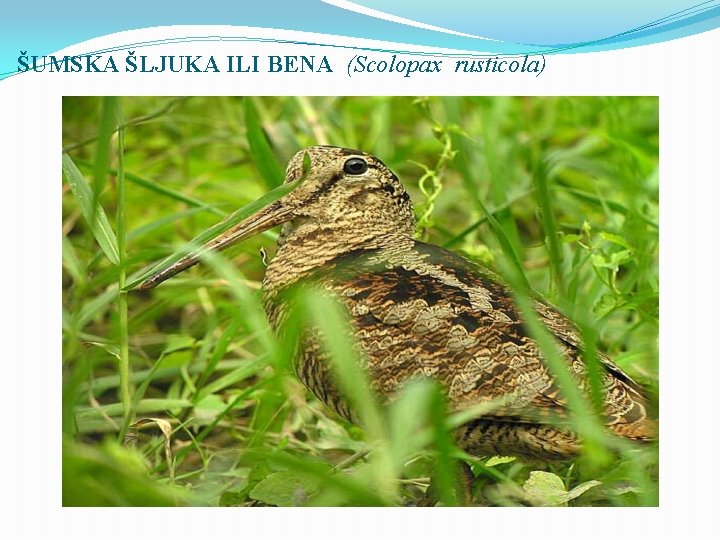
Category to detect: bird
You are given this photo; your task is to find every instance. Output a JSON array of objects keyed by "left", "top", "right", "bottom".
[{"left": 138, "top": 145, "right": 656, "bottom": 461}]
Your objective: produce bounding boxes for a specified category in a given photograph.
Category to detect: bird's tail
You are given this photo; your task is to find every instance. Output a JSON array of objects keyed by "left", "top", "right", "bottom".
[{"left": 610, "top": 416, "right": 658, "bottom": 441}]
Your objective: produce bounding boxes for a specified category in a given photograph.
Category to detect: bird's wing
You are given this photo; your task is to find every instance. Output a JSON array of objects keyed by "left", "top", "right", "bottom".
[{"left": 323, "top": 240, "right": 651, "bottom": 434}]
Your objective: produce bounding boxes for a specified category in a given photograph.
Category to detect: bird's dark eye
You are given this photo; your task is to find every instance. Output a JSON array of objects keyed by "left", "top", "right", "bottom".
[{"left": 343, "top": 157, "right": 368, "bottom": 175}]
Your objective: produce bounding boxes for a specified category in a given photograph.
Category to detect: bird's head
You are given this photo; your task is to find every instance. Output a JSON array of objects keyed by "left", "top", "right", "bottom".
[{"left": 137, "top": 146, "right": 415, "bottom": 289}]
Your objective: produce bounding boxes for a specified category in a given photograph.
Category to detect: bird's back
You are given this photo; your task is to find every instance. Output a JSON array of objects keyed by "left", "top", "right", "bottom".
[{"left": 264, "top": 235, "right": 655, "bottom": 459}]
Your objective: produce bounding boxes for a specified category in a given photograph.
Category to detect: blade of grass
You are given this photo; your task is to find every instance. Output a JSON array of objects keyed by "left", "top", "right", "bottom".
[
  {"left": 169, "top": 381, "right": 275, "bottom": 472},
  {"left": 443, "top": 189, "right": 534, "bottom": 248},
  {"left": 295, "top": 97, "right": 329, "bottom": 145},
  {"left": 449, "top": 131, "right": 530, "bottom": 290},
  {"left": 186, "top": 249, "right": 276, "bottom": 353},
  {"left": 427, "top": 386, "right": 460, "bottom": 506},
  {"left": 73, "top": 285, "right": 118, "bottom": 330},
  {"left": 79, "top": 358, "right": 250, "bottom": 394},
  {"left": 496, "top": 256, "right": 610, "bottom": 464},
  {"left": 115, "top": 101, "right": 133, "bottom": 439},
  {"left": 367, "top": 97, "right": 391, "bottom": 158},
  {"left": 126, "top": 207, "right": 207, "bottom": 243},
  {"left": 480, "top": 105, "right": 523, "bottom": 256},
  {"left": 195, "top": 357, "right": 266, "bottom": 401},
  {"left": 579, "top": 324, "right": 606, "bottom": 417},
  {"left": 557, "top": 185, "right": 658, "bottom": 229},
  {"left": 300, "top": 291, "right": 398, "bottom": 503},
  {"left": 244, "top": 97, "right": 284, "bottom": 189},
  {"left": 92, "top": 97, "right": 118, "bottom": 223},
  {"left": 193, "top": 317, "right": 241, "bottom": 393},
  {"left": 62, "top": 234, "right": 86, "bottom": 286},
  {"left": 75, "top": 159, "right": 226, "bottom": 218},
  {"left": 532, "top": 156, "right": 564, "bottom": 294},
  {"left": 62, "top": 154, "right": 120, "bottom": 265},
  {"left": 119, "top": 344, "right": 176, "bottom": 439},
  {"left": 62, "top": 97, "right": 190, "bottom": 153},
  {"left": 63, "top": 336, "right": 92, "bottom": 436},
  {"left": 126, "top": 175, "right": 304, "bottom": 290},
  {"left": 387, "top": 379, "right": 434, "bottom": 472},
  {"left": 76, "top": 398, "right": 192, "bottom": 420}
]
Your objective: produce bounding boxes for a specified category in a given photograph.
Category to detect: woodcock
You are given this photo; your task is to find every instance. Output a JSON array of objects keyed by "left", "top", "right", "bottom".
[{"left": 139, "top": 146, "right": 656, "bottom": 460}]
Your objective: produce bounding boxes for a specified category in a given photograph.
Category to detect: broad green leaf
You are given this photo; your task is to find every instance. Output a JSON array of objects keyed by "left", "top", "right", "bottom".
[
  {"left": 523, "top": 471, "right": 567, "bottom": 506},
  {"left": 564, "top": 480, "right": 602, "bottom": 503},
  {"left": 593, "top": 293, "right": 618, "bottom": 318},
  {"left": 485, "top": 456, "right": 516, "bottom": 467},
  {"left": 219, "top": 490, "right": 248, "bottom": 507},
  {"left": 561, "top": 233, "right": 582, "bottom": 244},
  {"left": 522, "top": 472, "right": 601, "bottom": 507},
  {"left": 591, "top": 250, "right": 632, "bottom": 271},
  {"left": 610, "top": 250, "right": 633, "bottom": 266},
  {"left": 249, "top": 470, "right": 322, "bottom": 506},
  {"left": 600, "top": 231, "right": 633, "bottom": 250}
]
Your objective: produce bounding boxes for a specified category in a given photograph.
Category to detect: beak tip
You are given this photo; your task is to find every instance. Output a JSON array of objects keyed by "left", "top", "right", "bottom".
[
  {"left": 133, "top": 188, "right": 292, "bottom": 293},
  {"left": 136, "top": 279, "right": 157, "bottom": 291}
]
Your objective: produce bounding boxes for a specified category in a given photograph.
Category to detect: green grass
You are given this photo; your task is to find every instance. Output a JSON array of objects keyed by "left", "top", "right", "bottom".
[{"left": 62, "top": 96, "right": 659, "bottom": 506}]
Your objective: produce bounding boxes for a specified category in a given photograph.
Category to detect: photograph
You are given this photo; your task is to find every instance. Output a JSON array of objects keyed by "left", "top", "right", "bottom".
[{"left": 61, "top": 95, "right": 659, "bottom": 507}]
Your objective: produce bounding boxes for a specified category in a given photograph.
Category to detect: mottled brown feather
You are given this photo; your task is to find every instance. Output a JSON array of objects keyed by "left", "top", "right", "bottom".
[
  {"left": 162, "top": 145, "right": 655, "bottom": 461},
  {"left": 259, "top": 147, "right": 657, "bottom": 460}
]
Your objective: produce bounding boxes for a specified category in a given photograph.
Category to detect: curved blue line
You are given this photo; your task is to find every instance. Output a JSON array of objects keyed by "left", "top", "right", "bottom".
[{"left": 2, "top": 2, "right": 719, "bottom": 80}]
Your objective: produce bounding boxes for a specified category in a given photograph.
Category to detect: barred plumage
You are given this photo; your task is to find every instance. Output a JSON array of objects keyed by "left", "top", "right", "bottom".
[{"left": 140, "top": 145, "right": 656, "bottom": 460}]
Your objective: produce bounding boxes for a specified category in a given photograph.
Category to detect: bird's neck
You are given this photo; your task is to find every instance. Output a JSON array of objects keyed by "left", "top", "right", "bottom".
[{"left": 262, "top": 218, "right": 413, "bottom": 294}]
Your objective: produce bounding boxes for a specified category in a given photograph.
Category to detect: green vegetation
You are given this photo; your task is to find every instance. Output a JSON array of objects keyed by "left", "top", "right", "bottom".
[{"left": 62, "top": 96, "right": 658, "bottom": 506}]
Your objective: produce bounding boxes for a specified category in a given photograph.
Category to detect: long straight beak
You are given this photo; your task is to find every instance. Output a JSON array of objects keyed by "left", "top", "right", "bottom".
[{"left": 137, "top": 201, "right": 292, "bottom": 290}]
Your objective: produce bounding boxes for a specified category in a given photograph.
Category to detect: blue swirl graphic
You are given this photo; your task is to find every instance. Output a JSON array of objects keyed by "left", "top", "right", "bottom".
[{"left": 3, "top": 1, "right": 719, "bottom": 80}]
